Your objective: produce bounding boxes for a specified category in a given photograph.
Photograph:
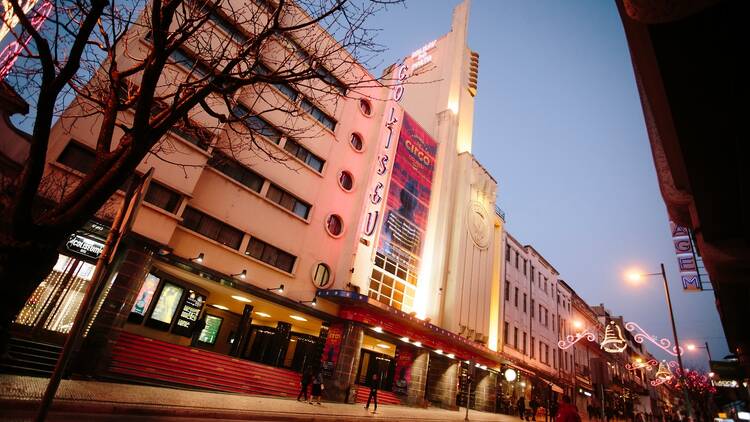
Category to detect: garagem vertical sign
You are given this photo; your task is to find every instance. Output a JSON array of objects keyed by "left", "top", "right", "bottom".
[{"left": 670, "top": 222, "right": 702, "bottom": 291}]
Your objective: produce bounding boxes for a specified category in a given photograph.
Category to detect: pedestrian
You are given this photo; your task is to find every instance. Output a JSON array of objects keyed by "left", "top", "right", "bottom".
[
  {"left": 549, "top": 400, "right": 559, "bottom": 422},
  {"left": 587, "top": 404, "right": 594, "bottom": 421},
  {"left": 517, "top": 396, "right": 526, "bottom": 420},
  {"left": 309, "top": 369, "right": 323, "bottom": 405},
  {"left": 556, "top": 395, "right": 581, "bottom": 422},
  {"left": 364, "top": 373, "right": 379, "bottom": 413},
  {"left": 529, "top": 397, "right": 539, "bottom": 421},
  {"left": 297, "top": 366, "right": 312, "bottom": 402}
]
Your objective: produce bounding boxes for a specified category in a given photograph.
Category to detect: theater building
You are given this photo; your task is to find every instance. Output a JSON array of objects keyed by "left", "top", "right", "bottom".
[{"left": 5, "top": 0, "right": 515, "bottom": 412}]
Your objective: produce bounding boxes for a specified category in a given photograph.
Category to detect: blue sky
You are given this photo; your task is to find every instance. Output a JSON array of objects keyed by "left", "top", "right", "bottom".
[{"left": 365, "top": 0, "right": 728, "bottom": 366}]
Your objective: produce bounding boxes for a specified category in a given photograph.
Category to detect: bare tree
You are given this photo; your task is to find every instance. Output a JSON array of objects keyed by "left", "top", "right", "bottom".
[{"left": 0, "top": 0, "right": 401, "bottom": 348}]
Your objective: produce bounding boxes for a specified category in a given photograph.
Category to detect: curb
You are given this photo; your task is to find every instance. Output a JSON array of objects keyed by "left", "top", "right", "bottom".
[{"left": 1, "top": 399, "right": 484, "bottom": 421}]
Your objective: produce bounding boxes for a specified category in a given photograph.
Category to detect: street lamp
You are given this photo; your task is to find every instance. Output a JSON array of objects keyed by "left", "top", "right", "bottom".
[
  {"left": 685, "top": 342, "right": 713, "bottom": 362},
  {"left": 625, "top": 263, "right": 692, "bottom": 419}
]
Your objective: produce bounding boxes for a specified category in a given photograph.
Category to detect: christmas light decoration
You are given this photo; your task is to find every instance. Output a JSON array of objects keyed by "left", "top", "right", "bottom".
[
  {"left": 600, "top": 321, "right": 627, "bottom": 353},
  {"left": 651, "top": 360, "right": 674, "bottom": 386},
  {"left": 624, "top": 321, "right": 683, "bottom": 356},
  {"left": 626, "top": 358, "right": 658, "bottom": 371},
  {"left": 557, "top": 328, "right": 597, "bottom": 350}
]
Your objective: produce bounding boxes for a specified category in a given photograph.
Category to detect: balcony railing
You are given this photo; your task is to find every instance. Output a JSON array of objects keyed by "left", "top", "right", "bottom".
[{"left": 495, "top": 205, "right": 506, "bottom": 222}]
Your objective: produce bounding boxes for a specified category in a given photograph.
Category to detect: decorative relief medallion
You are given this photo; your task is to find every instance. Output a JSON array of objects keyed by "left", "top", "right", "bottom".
[{"left": 467, "top": 201, "right": 490, "bottom": 249}]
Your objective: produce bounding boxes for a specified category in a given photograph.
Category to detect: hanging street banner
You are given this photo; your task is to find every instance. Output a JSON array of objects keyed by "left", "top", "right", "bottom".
[{"left": 669, "top": 221, "right": 703, "bottom": 291}]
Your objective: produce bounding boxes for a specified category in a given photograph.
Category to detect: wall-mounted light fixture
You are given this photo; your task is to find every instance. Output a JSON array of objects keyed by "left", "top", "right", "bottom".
[
  {"left": 232, "top": 269, "right": 247, "bottom": 280},
  {"left": 266, "top": 284, "right": 284, "bottom": 293},
  {"left": 299, "top": 297, "right": 317, "bottom": 306},
  {"left": 190, "top": 253, "right": 204, "bottom": 263}
]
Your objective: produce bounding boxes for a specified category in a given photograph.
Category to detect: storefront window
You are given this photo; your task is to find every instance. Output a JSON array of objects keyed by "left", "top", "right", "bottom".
[
  {"left": 149, "top": 282, "right": 184, "bottom": 325},
  {"left": 15, "top": 254, "right": 96, "bottom": 334}
]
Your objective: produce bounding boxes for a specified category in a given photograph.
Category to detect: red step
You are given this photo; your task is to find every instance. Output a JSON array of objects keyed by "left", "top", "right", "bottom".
[
  {"left": 355, "top": 385, "right": 403, "bottom": 405},
  {"left": 107, "top": 331, "right": 301, "bottom": 398}
]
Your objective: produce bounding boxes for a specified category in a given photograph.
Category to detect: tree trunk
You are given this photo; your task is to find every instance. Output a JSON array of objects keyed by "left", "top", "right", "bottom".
[{"left": 0, "top": 236, "right": 60, "bottom": 357}]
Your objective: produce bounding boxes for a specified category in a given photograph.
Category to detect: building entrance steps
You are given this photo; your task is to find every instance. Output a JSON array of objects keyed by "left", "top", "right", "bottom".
[
  {"left": 354, "top": 386, "right": 402, "bottom": 405},
  {"left": 108, "top": 331, "right": 301, "bottom": 398},
  {"left": 1, "top": 374, "right": 523, "bottom": 421}
]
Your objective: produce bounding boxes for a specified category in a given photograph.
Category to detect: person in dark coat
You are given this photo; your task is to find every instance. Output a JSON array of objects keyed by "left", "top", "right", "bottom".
[
  {"left": 297, "top": 366, "right": 312, "bottom": 401},
  {"left": 529, "top": 398, "right": 539, "bottom": 421},
  {"left": 549, "top": 400, "right": 559, "bottom": 421},
  {"left": 364, "top": 373, "right": 379, "bottom": 413},
  {"left": 517, "top": 396, "right": 526, "bottom": 419},
  {"left": 309, "top": 369, "right": 323, "bottom": 405}
]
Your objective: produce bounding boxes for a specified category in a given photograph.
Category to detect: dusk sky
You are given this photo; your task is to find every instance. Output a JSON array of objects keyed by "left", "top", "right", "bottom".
[{"left": 365, "top": 0, "right": 728, "bottom": 367}]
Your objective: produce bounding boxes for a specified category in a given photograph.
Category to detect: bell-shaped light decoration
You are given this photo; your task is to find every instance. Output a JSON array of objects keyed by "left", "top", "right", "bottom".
[
  {"left": 654, "top": 360, "right": 673, "bottom": 382},
  {"left": 600, "top": 321, "right": 627, "bottom": 353}
]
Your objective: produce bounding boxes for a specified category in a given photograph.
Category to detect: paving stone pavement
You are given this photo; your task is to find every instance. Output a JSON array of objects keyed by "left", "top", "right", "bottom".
[{"left": 0, "top": 375, "right": 523, "bottom": 421}]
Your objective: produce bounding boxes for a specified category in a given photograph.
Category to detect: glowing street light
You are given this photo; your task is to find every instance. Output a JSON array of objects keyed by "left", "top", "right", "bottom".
[
  {"left": 573, "top": 320, "right": 583, "bottom": 330},
  {"left": 623, "top": 263, "right": 692, "bottom": 418}
]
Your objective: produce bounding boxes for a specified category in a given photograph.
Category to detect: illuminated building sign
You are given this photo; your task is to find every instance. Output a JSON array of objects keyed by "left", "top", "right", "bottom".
[
  {"left": 361, "top": 65, "right": 408, "bottom": 239},
  {"left": 377, "top": 112, "right": 437, "bottom": 281},
  {"left": 670, "top": 221, "right": 703, "bottom": 291},
  {"left": 66, "top": 233, "right": 104, "bottom": 259},
  {"left": 0, "top": 1, "right": 52, "bottom": 80},
  {"left": 410, "top": 40, "right": 436, "bottom": 71}
]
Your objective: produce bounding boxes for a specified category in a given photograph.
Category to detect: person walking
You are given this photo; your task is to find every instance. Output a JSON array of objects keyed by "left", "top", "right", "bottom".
[
  {"left": 549, "top": 400, "right": 559, "bottom": 422},
  {"left": 529, "top": 397, "right": 539, "bottom": 421},
  {"left": 309, "top": 369, "right": 323, "bottom": 405},
  {"left": 517, "top": 396, "right": 526, "bottom": 420},
  {"left": 297, "top": 366, "right": 312, "bottom": 402},
  {"left": 364, "top": 373, "right": 379, "bottom": 413},
  {"left": 556, "top": 395, "right": 581, "bottom": 422}
]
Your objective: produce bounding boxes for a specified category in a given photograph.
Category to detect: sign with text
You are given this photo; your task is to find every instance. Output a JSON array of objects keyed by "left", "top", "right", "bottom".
[
  {"left": 321, "top": 323, "right": 344, "bottom": 377},
  {"left": 669, "top": 222, "right": 703, "bottom": 291},
  {"left": 377, "top": 112, "right": 437, "bottom": 283}
]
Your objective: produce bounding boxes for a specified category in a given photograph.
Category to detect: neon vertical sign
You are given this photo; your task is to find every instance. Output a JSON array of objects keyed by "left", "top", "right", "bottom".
[
  {"left": 361, "top": 64, "right": 408, "bottom": 239},
  {"left": 0, "top": 0, "right": 52, "bottom": 80}
]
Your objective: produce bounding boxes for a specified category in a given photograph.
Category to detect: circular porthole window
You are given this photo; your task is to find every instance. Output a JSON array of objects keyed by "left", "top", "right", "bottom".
[
  {"left": 359, "top": 99, "right": 372, "bottom": 116},
  {"left": 312, "top": 262, "right": 333, "bottom": 289},
  {"left": 350, "top": 133, "right": 363, "bottom": 152},
  {"left": 338, "top": 170, "right": 354, "bottom": 191},
  {"left": 325, "top": 214, "right": 344, "bottom": 237}
]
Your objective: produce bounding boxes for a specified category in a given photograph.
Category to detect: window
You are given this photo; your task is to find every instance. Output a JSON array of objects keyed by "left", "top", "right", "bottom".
[
  {"left": 531, "top": 336, "right": 535, "bottom": 359},
  {"left": 325, "top": 214, "right": 343, "bottom": 236},
  {"left": 312, "top": 263, "right": 331, "bottom": 288},
  {"left": 169, "top": 47, "right": 210, "bottom": 78},
  {"left": 504, "top": 321, "right": 509, "bottom": 344},
  {"left": 206, "top": 7, "right": 248, "bottom": 43},
  {"left": 350, "top": 133, "right": 363, "bottom": 151},
  {"left": 545, "top": 344, "right": 550, "bottom": 366},
  {"left": 539, "top": 305, "right": 543, "bottom": 323},
  {"left": 359, "top": 99, "right": 372, "bottom": 116},
  {"left": 522, "top": 332, "right": 527, "bottom": 355},
  {"left": 181, "top": 207, "right": 243, "bottom": 249},
  {"left": 514, "top": 287, "right": 519, "bottom": 307},
  {"left": 515, "top": 252, "right": 519, "bottom": 269},
  {"left": 523, "top": 293, "right": 527, "bottom": 313},
  {"left": 58, "top": 142, "right": 96, "bottom": 174},
  {"left": 245, "top": 237, "right": 296, "bottom": 273},
  {"left": 208, "top": 151, "right": 264, "bottom": 192},
  {"left": 531, "top": 266, "right": 535, "bottom": 281},
  {"left": 300, "top": 98, "right": 336, "bottom": 131},
  {"left": 531, "top": 299, "right": 535, "bottom": 317},
  {"left": 316, "top": 66, "right": 346, "bottom": 95},
  {"left": 266, "top": 184, "right": 311, "bottom": 219},
  {"left": 506, "top": 244, "right": 511, "bottom": 262},
  {"left": 523, "top": 259, "right": 527, "bottom": 276},
  {"left": 338, "top": 171, "right": 353, "bottom": 191},
  {"left": 233, "top": 105, "right": 282, "bottom": 144},
  {"left": 283, "top": 138, "right": 325, "bottom": 172},
  {"left": 144, "top": 182, "right": 182, "bottom": 213},
  {"left": 513, "top": 327, "right": 518, "bottom": 349},
  {"left": 504, "top": 281, "right": 510, "bottom": 301},
  {"left": 545, "top": 308, "right": 549, "bottom": 327},
  {"left": 253, "top": 62, "right": 299, "bottom": 101}
]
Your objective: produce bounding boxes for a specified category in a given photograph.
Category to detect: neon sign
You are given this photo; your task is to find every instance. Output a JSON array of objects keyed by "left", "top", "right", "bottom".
[
  {"left": 410, "top": 40, "right": 436, "bottom": 71},
  {"left": 0, "top": 0, "right": 51, "bottom": 80},
  {"left": 361, "top": 64, "right": 407, "bottom": 237}
]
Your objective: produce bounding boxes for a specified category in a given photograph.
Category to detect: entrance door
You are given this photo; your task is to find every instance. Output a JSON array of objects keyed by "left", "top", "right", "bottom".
[{"left": 357, "top": 349, "right": 394, "bottom": 391}]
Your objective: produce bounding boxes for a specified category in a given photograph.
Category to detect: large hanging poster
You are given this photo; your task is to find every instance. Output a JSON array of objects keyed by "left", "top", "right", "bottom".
[{"left": 377, "top": 112, "right": 437, "bottom": 278}]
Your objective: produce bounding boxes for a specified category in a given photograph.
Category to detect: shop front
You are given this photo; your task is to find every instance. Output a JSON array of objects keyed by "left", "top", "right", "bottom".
[
  {"left": 13, "top": 220, "right": 108, "bottom": 343},
  {"left": 71, "top": 246, "right": 336, "bottom": 398},
  {"left": 317, "top": 289, "right": 504, "bottom": 410}
]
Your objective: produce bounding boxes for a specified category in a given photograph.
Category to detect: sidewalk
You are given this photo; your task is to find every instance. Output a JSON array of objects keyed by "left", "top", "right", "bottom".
[{"left": 1, "top": 375, "right": 520, "bottom": 421}]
